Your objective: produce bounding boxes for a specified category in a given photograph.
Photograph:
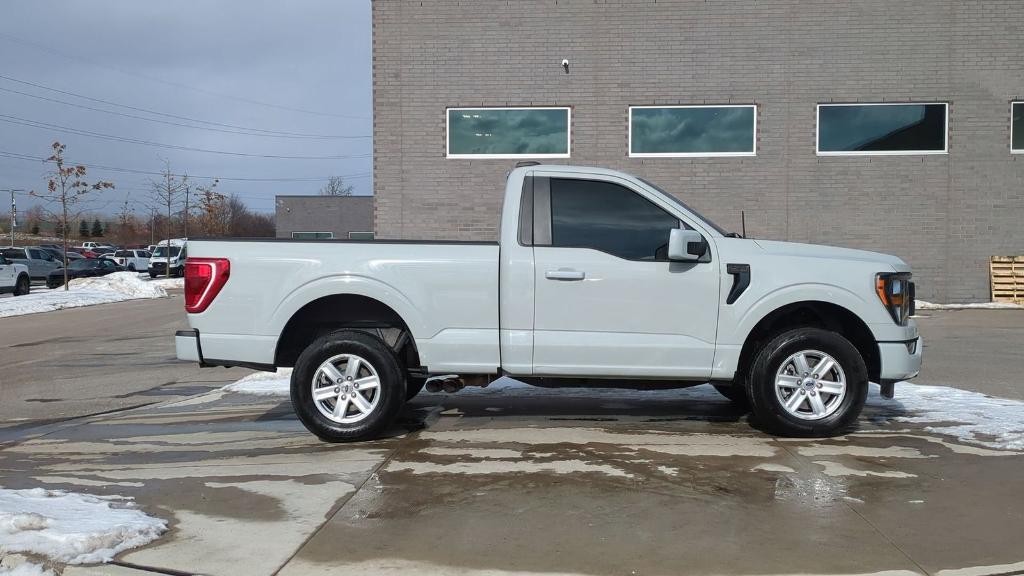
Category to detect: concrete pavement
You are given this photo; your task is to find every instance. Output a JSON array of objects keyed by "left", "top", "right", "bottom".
[
  {"left": 1, "top": 384, "right": 1022, "bottom": 576},
  {"left": 0, "top": 291, "right": 251, "bottom": 423},
  {"left": 1, "top": 302, "right": 1023, "bottom": 575}
]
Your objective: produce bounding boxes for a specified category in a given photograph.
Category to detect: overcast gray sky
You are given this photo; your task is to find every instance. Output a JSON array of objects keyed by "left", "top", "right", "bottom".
[{"left": 0, "top": 0, "right": 371, "bottom": 216}]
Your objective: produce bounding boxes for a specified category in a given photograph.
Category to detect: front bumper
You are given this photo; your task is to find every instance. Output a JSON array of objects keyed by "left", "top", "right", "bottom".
[{"left": 877, "top": 336, "right": 923, "bottom": 397}]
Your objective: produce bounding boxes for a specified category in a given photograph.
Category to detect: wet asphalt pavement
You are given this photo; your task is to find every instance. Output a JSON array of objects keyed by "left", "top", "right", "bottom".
[
  {"left": 1, "top": 300, "right": 1023, "bottom": 575},
  {"left": 1, "top": 383, "right": 1022, "bottom": 576}
]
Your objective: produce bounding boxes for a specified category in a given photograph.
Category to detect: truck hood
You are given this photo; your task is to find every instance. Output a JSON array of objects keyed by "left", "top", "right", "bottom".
[{"left": 752, "top": 239, "right": 908, "bottom": 271}]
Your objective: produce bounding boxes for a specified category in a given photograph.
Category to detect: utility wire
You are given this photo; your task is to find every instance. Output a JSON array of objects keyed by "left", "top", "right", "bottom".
[
  {"left": 0, "top": 74, "right": 366, "bottom": 138},
  {"left": 0, "top": 86, "right": 371, "bottom": 140},
  {"left": 0, "top": 115, "right": 372, "bottom": 160},
  {"left": 0, "top": 150, "right": 370, "bottom": 183},
  {"left": 0, "top": 33, "right": 370, "bottom": 121}
]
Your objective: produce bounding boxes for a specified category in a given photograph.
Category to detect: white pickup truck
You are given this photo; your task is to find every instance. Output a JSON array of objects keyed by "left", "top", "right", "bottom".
[{"left": 177, "top": 165, "right": 922, "bottom": 441}]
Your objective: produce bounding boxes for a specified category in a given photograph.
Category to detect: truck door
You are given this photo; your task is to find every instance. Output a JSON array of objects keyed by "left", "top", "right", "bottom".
[{"left": 531, "top": 175, "right": 720, "bottom": 379}]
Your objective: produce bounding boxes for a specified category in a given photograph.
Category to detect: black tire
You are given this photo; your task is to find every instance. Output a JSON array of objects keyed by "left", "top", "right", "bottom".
[
  {"left": 712, "top": 383, "right": 750, "bottom": 410},
  {"left": 406, "top": 376, "right": 426, "bottom": 400},
  {"left": 291, "top": 330, "right": 406, "bottom": 442},
  {"left": 149, "top": 272, "right": 157, "bottom": 279},
  {"left": 745, "top": 327, "right": 868, "bottom": 437},
  {"left": 13, "top": 274, "right": 30, "bottom": 296},
  {"left": 128, "top": 264, "right": 136, "bottom": 272}
]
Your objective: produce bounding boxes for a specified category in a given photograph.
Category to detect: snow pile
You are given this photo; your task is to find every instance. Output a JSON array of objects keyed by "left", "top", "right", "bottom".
[
  {"left": 68, "top": 272, "right": 167, "bottom": 299},
  {"left": 0, "top": 272, "right": 168, "bottom": 318},
  {"left": 0, "top": 558, "right": 54, "bottom": 576},
  {"left": 916, "top": 299, "right": 1023, "bottom": 310},
  {"left": 0, "top": 487, "right": 166, "bottom": 565},
  {"left": 868, "top": 383, "right": 1024, "bottom": 451},
  {"left": 146, "top": 276, "right": 184, "bottom": 290},
  {"left": 222, "top": 368, "right": 293, "bottom": 396}
]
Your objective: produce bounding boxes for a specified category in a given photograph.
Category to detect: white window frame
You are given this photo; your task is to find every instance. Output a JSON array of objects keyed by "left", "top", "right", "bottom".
[
  {"left": 1012, "top": 101, "right": 1023, "bottom": 154},
  {"left": 290, "top": 231, "right": 334, "bottom": 239},
  {"left": 816, "top": 102, "right": 949, "bottom": 156},
  {"left": 628, "top": 104, "right": 758, "bottom": 158},
  {"left": 445, "top": 106, "right": 571, "bottom": 159},
  {"left": 348, "top": 231, "right": 375, "bottom": 240}
]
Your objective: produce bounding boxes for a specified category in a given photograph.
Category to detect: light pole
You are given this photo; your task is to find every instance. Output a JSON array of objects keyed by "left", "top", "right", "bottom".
[{"left": 2, "top": 189, "right": 25, "bottom": 247}]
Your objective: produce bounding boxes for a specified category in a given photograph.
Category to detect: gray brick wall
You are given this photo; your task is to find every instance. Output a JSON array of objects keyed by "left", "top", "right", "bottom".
[
  {"left": 275, "top": 196, "right": 373, "bottom": 239},
  {"left": 372, "top": 0, "right": 1024, "bottom": 302}
]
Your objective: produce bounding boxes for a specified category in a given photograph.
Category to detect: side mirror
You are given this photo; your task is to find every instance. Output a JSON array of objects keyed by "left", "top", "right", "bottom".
[{"left": 668, "top": 228, "right": 706, "bottom": 262}]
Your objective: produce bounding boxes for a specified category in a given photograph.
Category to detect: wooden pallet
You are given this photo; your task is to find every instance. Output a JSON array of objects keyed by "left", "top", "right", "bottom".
[{"left": 990, "top": 256, "right": 1024, "bottom": 304}]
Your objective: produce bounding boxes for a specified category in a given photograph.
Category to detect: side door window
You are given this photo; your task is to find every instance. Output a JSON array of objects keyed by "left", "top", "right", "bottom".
[{"left": 547, "top": 178, "right": 680, "bottom": 261}]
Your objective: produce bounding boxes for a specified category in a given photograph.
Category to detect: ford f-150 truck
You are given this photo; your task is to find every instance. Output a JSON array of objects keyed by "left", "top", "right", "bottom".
[{"left": 176, "top": 165, "right": 922, "bottom": 442}]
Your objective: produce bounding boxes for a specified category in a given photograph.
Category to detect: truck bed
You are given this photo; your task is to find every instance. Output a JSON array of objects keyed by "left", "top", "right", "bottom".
[{"left": 185, "top": 238, "right": 500, "bottom": 373}]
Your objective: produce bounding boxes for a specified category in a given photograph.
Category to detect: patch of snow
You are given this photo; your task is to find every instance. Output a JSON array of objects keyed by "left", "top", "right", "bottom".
[
  {"left": 0, "top": 272, "right": 168, "bottom": 318},
  {"left": 222, "top": 369, "right": 292, "bottom": 396},
  {"left": 868, "top": 383, "right": 1024, "bottom": 451},
  {"left": 0, "top": 559, "right": 54, "bottom": 576},
  {"left": 0, "top": 487, "right": 166, "bottom": 565},
  {"left": 143, "top": 276, "right": 184, "bottom": 290},
  {"left": 916, "top": 299, "right": 1023, "bottom": 310}
]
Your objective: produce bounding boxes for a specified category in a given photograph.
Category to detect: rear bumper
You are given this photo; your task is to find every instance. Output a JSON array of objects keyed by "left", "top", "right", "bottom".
[
  {"left": 175, "top": 329, "right": 276, "bottom": 371},
  {"left": 176, "top": 329, "right": 203, "bottom": 362}
]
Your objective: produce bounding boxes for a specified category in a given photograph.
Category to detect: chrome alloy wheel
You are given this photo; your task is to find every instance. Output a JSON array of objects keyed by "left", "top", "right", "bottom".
[
  {"left": 311, "top": 354, "right": 382, "bottom": 424},
  {"left": 774, "top": 349, "right": 847, "bottom": 420}
]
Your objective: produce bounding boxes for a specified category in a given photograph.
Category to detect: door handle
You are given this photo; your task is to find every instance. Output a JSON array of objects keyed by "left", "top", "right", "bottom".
[{"left": 545, "top": 269, "right": 585, "bottom": 281}]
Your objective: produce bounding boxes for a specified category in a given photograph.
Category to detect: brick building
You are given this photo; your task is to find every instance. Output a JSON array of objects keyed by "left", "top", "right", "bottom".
[
  {"left": 275, "top": 195, "right": 374, "bottom": 240},
  {"left": 372, "top": 0, "right": 1024, "bottom": 302}
]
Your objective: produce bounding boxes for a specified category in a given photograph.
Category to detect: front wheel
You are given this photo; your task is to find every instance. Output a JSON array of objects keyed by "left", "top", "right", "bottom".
[
  {"left": 746, "top": 327, "right": 868, "bottom": 437},
  {"left": 291, "top": 330, "right": 406, "bottom": 442},
  {"left": 13, "top": 275, "right": 30, "bottom": 296}
]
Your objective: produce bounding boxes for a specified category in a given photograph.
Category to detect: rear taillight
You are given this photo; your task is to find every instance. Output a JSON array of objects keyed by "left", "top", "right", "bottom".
[{"left": 184, "top": 258, "right": 230, "bottom": 314}]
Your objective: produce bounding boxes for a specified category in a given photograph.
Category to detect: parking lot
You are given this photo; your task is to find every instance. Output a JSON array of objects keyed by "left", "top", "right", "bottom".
[{"left": 1, "top": 294, "right": 1022, "bottom": 576}]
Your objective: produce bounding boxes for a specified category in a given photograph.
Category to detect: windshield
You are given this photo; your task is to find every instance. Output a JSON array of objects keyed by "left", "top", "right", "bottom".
[
  {"left": 638, "top": 177, "right": 730, "bottom": 236},
  {"left": 152, "top": 246, "right": 181, "bottom": 258}
]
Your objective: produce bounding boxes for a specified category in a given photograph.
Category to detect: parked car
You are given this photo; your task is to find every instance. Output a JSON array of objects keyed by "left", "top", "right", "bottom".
[
  {"left": 78, "top": 241, "right": 114, "bottom": 251},
  {"left": 46, "top": 258, "right": 124, "bottom": 289},
  {"left": 111, "top": 249, "right": 151, "bottom": 272},
  {"left": 149, "top": 243, "right": 187, "bottom": 278},
  {"left": 38, "top": 247, "right": 86, "bottom": 263},
  {"left": 177, "top": 165, "right": 922, "bottom": 442},
  {"left": 0, "top": 246, "right": 61, "bottom": 281},
  {"left": 0, "top": 253, "right": 31, "bottom": 296}
]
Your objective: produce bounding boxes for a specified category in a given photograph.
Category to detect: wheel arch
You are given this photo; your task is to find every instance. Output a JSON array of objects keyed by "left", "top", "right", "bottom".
[
  {"left": 736, "top": 300, "right": 880, "bottom": 384},
  {"left": 274, "top": 292, "right": 422, "bottom": 372}
]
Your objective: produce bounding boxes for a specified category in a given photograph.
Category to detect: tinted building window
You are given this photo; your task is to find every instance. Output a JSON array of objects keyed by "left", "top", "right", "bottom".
[
  {"left": 630, "top": 105, "right": 756, "bottom": 156},
  {"left": 447, "top": 108, "right": 570, "bottom": 157},
  {"left": 549, "top": 178, "right": 679, "bottom": 261},
  {"left": 817, "top": 103, "right": 947, "bottom": 154},
  {"left": 1013, "top": 102, "right": 1023, "bottom": 152}
]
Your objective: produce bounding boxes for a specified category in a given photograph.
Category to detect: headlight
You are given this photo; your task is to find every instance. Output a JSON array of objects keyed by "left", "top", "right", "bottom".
[{"left": 875, "top": 272, "right": 914, "bottom": 325}]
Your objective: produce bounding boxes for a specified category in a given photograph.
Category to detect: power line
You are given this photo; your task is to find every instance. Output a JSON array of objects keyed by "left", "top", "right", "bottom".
[
  {"left": 0, "top": 86, "right": 371, "bottom": 140},
  {"left": 0, "top": 114, "right": 372, "bottom": 160},
  {"left": 0, "top": 33, "right": 370, "bottom": 121},
  {"left": 0, "top": 150, "right": 371, "bottom": 183},
  {"left": 0, "top": 75, "right": 367, "bottom": 138}
]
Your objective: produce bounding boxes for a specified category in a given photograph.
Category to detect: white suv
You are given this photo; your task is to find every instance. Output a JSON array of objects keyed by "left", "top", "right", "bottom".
[
  {"left": 0, "top": 253, "right": 31, "bottom": 296},
  {"left": 112, "top": 249, "right": 152, "bottom": 272}
]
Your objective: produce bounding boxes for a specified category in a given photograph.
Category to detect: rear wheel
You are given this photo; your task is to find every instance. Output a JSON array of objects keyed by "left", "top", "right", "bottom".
[
  {"left": 291, "top": 330, "right": 406, "bottom": 442},
  {"left": 746, "top": 327, "right": 867, "bottom": 437},
  {"left": 13, "top": 275, "right": 30, "bottom": 296},
  {"left": 149, "top": 271, "right": 157, "bottom": 279}
]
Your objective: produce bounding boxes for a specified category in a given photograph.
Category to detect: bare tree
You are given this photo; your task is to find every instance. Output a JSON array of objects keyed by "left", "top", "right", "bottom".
[
  {"left": 319, "top": 176, "right": 354, "bottom": 196},
  {"left": 29, "top": 142, "right": 114, "bottom": 289},
  {"left": 150, "top": 162, "right": 187, "bottom": 278}
]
